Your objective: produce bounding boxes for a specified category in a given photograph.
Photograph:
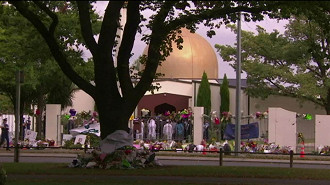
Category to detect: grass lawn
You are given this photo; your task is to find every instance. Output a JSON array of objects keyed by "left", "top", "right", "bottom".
[{"left": 2, "top": 163, "right": 330, "bottom": 185}]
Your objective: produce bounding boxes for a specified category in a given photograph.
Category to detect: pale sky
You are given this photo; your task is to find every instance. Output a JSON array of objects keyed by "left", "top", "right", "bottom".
[{"left": 90, "top": 2, "right": 288, "bottom": 79}]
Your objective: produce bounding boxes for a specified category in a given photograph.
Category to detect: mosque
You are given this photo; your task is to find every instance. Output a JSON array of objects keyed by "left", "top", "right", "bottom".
[{"left": 67, "top": 28, "right": 326, "bottom": 141}]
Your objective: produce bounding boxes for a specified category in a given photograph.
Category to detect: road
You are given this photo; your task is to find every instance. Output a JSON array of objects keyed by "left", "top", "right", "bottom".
[{"left": 1, "top": 153, "right": 330, "bottom": 169}]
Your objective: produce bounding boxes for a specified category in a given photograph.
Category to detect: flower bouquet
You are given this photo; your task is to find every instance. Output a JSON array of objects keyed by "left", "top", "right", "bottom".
[{"left": 69, "top": 146, "right": 160, "bottom": 169}]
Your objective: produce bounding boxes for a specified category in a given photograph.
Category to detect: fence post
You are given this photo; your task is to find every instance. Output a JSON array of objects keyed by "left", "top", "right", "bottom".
[
  {"left": 219, "top": 148, "right": 223, "bottom": 166},
  {"left": 289, "top": 150, "right": 293, "bottom": 168}
]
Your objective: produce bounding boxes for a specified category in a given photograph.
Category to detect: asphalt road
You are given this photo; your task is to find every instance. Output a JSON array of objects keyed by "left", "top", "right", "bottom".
[{"left": 1, "top": 153, "right": 330, "bottom": 169}]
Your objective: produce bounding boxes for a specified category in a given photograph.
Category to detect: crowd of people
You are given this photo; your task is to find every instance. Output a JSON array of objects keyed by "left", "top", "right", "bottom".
[{"left": 132, "top": 112, "right": 193, "bottom": 142}]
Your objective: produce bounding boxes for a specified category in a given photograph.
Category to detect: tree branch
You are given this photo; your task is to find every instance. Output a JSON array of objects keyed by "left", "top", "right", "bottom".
[
  {"left": 305, "top": 65, "right": 322, "bottom": 78},
  {"left": 33, "top": 1, "right": 58, "bottom": 36},
  {"left": 117, "top": 1, "right": 141, "bottom": 98},
  {"left": 266, "top": 77, "right": 323, "bottom": 106},
  {"left": 10, "top": 1, "right": 96, "bottom": 98},
  {"left": 166, "top": 5, "right": 271, "bottom": 31},
  {"left": 76, "top": 1, "right": 98, "bottom": 55},
  {"left": 134, "top": 1, "right": 175, "bottom": 102},
  {"left": 98, "top": 1, "right": 124, "bottom": 53}
]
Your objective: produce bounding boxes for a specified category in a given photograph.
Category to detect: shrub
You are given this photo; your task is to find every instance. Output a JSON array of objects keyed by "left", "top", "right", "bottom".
[{"left": 86, "top": 133, "right": 101, "bottom": 148}]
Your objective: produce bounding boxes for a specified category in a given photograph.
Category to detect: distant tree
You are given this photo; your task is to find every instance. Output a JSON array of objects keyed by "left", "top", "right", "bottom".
[
  {"left": 215, "top": 13, "right": 330, "bottom": 114},
  {"left": 220, "top": 74, "right": 230, "bottom": 140},
  {"left": 197, "top": 72, "right": 211, "bottom": 115},
  {"left": 0, "top": 95, "right": 13, "bottom": 113}
]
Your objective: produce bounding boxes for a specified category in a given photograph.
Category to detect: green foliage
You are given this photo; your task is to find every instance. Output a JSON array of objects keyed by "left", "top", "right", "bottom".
[
  {"left": 63, "top": 139, "right": 74, "bottom": 148},
  {"left": 0, "top": 4, "right": 86, "bottom": 112},
  {"left": 216, "top": 13, "right": 330, "bottom": 114},
  {"left": 220, "top": 74, "right": 230, "bottom": 113},
  {"left": 0, "top": 95, "right": 13, "bottom": 113},
  {"left": 63, "top": 133, "right": 100, "bottom": 148},
  {"left": 0, "top": 164, "right": 6, "bottom": 185},
  {"left": 63, "top": 139, "right": 83, "bottom": 149},
  {"left": 86, "top": 133, "right": 101, "bottom": 148},
  {"left": 197, "top": 72, "right": 211, "bottom": 115},
  {"left": 220, "top": 74, "right": 230, "bottom": 140}
]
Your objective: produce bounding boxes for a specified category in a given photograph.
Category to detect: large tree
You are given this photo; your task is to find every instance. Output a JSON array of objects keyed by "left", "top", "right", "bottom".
[
  {"left": 215, "top": 12, "right": 330, "bottom": 114},
  {"left": 0, "top": 3, "right": 97, "bottom": 138},
  {"left": 7, "top": 1, "right": 320, "bottom": 143}
]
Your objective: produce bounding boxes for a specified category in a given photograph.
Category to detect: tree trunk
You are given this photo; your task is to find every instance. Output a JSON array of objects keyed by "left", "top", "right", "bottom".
[
  {"left": 95, "top": 93, "right": 133, "bottom": 140},
  {"left": 36, "top": 95, "right": 45, "bottom": 139},
  {"left": 326, "top": 88, "right": 330, "bottom": 115}
]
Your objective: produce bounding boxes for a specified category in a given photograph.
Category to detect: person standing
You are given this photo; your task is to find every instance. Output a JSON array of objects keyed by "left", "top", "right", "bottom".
[
  {"left": 26, "top": 117, "right": 31, "bottom": 130},
  {"left": 163, "top": 120, "right": 173, "bottom": 141},
  {"left": 0, "top": 118, "right": 10, "bottom": 151},
  {"left": 67, "top": 117, "right": 75, "bottom": 134},
  {"left": 148, "top": 117, "right": 156, "bottom": 140}
]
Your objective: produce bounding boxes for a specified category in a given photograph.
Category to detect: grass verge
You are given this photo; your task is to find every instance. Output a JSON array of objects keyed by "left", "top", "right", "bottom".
[{"left": 3, "top": 163, "right": 330, "bottom": 183}]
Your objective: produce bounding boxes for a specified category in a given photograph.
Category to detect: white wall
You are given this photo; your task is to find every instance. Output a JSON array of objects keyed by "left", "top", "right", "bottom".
[
  {"left": 64, "top": 90, "right": 95, "bottom": 114},
  {"left": 45, "top": 104, "right": 61, "bottom": 145},
  {"left": 145, "top": 80, "right": 193, "bottom": 97},
  {"left": 250, "top": 95, "right": 325, "bottom": 140},
  {"left": 268, "top": 107, "right": 297, "bottom": 152},
  {"left": 315, "top": 115, "right": 330, "bottom": 150}
]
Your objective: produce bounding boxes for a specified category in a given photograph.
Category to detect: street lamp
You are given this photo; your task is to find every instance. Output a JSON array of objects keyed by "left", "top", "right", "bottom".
[{"left": 235, "top": 10, "right": 242, "bottom": 156}]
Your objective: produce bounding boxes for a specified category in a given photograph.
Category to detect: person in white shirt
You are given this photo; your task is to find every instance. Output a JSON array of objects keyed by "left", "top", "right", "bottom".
[
  {"left": 148, "top": 118, "right": 156, "bottom": 140},
  {"left": 163, "top": 120, "right": 173, "bottom": 141}
]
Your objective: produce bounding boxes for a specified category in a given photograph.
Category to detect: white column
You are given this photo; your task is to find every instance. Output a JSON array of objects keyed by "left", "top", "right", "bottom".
[
  {"left": 268, "top": 107, "right": 297, "bottom": 152},
  {"left": 45, "top": 104, "right": 61, "bottom": 145},
  {"left": 193, "top": 107, "right": 204, "bottom": 145}
]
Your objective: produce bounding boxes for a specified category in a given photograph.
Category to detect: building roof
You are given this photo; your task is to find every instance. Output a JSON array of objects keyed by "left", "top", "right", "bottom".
[
  {"left": 216, "top": 79, "right": 248, "bottom": 88},
  {"left": 142, "top": 28, "right": 218, "bottom": 79}
]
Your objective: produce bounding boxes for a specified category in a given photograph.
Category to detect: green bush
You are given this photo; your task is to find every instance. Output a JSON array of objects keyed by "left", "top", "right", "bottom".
[
  {"left": 63, "top": 134, "right": 100, "bottom": 149},
  {"left": 86, "top": 133, "right": 101, "bottom": 148},
  {"left": 0, "top": 164, "right": 7, "bottom": 185},
  {"left": 63, "top": 139, "right": 75, "bottom": 148},
  {"left": 63, "top": 139, "right": 83, "bottom": 149}
]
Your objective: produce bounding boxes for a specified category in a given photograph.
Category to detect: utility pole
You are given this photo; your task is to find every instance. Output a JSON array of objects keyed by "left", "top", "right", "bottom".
[
  {"left": 14, "top": 70, "right": 23, "bottom": 162},
  {"left": 234, "top": 9, "right": 242, "bottom": 155}
]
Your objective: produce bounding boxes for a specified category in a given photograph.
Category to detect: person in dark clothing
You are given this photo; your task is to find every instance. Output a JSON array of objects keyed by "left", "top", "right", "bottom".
[
  {"left": 0, "top": 118, "right": 10, "bottom": 151},
  {"left": 67, "top": 117, "right": 75, "bottom": 134}
]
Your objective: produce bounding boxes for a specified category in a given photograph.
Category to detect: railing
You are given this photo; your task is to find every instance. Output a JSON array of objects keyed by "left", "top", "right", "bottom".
[
  {"left": 4, "top": 146, "right": 330, "bottom": 168},
  {"left": 150, "top": 148, "right": 330, "bottom": 168}
]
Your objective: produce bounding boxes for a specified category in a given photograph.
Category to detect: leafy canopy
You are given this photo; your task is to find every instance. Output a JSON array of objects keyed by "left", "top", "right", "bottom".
[{"left": 215, "top": 14, "right": 330, "bottom": 114}]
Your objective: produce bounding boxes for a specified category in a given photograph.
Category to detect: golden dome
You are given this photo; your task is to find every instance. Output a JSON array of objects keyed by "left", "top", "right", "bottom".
[{"left": 142, "top": 28, "right": 218, "bottom": 79}]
